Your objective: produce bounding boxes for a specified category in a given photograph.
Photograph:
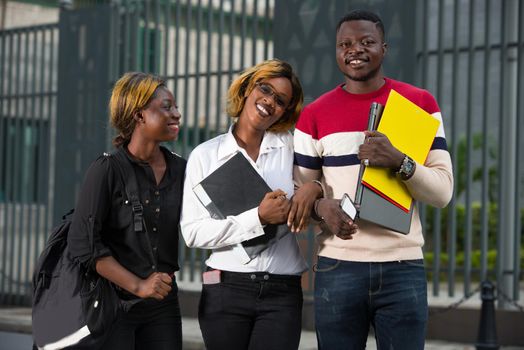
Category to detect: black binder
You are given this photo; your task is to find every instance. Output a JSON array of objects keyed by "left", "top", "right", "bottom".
[
  {"left": 192, "top": 152, "right": 289, "bottom": 262},
  {"left": 354, "top": 102, "right": 413, "bottom": 234}
]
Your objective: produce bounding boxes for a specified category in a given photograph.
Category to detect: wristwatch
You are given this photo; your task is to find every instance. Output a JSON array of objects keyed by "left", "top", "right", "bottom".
[{"left": 397, "top": 155, "right": 416, "bottom": 180}]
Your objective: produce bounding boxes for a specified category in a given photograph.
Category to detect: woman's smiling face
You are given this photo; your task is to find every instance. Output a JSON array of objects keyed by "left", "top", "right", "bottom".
[{"left": 239, "top": 77, "right": 292, "bottom": 132}]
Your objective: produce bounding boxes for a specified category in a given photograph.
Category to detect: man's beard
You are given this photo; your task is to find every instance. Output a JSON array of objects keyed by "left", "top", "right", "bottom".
[{"left": 344, "top": 65, "right": 381, "bottom": 82}]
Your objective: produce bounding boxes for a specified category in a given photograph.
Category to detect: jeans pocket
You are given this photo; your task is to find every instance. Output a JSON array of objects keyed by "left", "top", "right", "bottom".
[
  {"left": 313, "top": 256, "right": 341, "bottom": 273},
  {"left": 400, "top": 259, "right": 425, "bottom": 268}
]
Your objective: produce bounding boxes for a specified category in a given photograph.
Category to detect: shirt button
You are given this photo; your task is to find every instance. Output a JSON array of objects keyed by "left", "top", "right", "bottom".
[
  {"left": 155, "top": 191, "right": 160, "bottom": 196},
  {"left": 153, "top": 246, "right": 157, "bottom": 251},
  {"left": 152, "top": 265, "right": 156, "bottom": 270},
  {"left": 155, "top": 208, "right": 160, "bottom": 213},
  {"left": 153, "top": 227, "right": 157, "bottom": 232},
  {"left": 145, "top": 199, "right": 149, "bottom": 204}
]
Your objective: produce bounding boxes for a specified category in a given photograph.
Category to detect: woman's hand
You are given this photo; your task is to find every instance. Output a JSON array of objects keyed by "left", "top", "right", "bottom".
[
  {"left": 287, "top": 182, "right": 323, "bottom": 232},
  {"left": 258, "top": 189, "right": 291, "bottom": 225},
  {"left": 136, "top": 272, "right": 173, "bottom": 300},
  {"left": 95, "top": 256, "right": 173, "bottom": 300},
  {"left": 316, "top": 199, "right": 358, "bottom": 240}
]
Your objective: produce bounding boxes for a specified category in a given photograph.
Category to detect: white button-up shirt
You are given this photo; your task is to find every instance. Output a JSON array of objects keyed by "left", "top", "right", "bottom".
[{"left": 180, "top": 126, "right": 307, "bottom": 275}]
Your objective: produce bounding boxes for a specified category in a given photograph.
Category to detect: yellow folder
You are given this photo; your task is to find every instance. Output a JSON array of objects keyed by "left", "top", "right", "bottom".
[{"left": 361, "top": 89, "right": 440, "bottom": 212}]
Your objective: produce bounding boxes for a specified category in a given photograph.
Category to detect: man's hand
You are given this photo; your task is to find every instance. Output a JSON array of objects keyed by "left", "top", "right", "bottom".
[
  {"left": 316, "top": 199, "right": 358, "bottom": 240},
  {"left": 358, "top": 130, "right": 404, "bottom": 169},
  {"left": 258, "top": 190, "right": 291, "bottom": 225},
  {"left": 288, "top": 182, "right": 323, "bottom": 232}
]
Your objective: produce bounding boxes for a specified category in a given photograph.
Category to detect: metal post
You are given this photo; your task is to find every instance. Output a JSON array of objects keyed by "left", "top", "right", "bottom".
[{"left": 475, "top": 281, "right": 499, "bottom": 350}]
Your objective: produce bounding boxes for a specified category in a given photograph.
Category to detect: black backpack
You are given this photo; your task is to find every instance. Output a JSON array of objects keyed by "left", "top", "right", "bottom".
[{"left": 32, "top": 151, "right": 143, "bottom": 349}]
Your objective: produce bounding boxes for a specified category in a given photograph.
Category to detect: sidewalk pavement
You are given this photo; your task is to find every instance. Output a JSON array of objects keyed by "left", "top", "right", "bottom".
[{"left": 1, "top": 307, "right": 522, "bottom": 350}]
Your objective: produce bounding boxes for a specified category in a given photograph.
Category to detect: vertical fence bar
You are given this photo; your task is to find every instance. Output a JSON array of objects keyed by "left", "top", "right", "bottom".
[
  {"left": 251, "top": 0, "right": 258, "bottom": 65},
  {"left": 182, "top": 2, "right": 191, "bottom": 162},
  {"left": 515, "top": 0, "right": 524, "bottom": 301},
  {"left": 263, "top": 0, "right": 270, "bottom": 60},
  {"left": 204, "top": 0, "right": 212, "bottom": 141},
  {"left": 34, "top": 29, "right": 47, "bottom": 280},
  {"left": 447, "top": 0, "right": 460, "bottom": 297},
  {"left": 463, "top": 0, "right": 476, "bottom": 295},
  {"left": 193, "top": 0, "right": 202, "bottom": 150},
  {"left": 215, "top": 0, "right": 224, "bottom": 136},
  {"left": 10, "top": 29, "right": 23, "bottom": 305},
  {"left": 496, "top": 0, "right": 507, "bottom": 308},
  {"left": 228, "top": 0, "right": 235, "bottom": 92},
  {"left": 29, "top": 27, "right": 41, "bottom": 298},
  {"left": 162, "top": 0, "right": 170, "bottom": 78},
  {"left": 432, "top": 0, "right": 444, "bottom": 296},
  {"left": 130, "top": 0, "right": 140, "bottom": 71},
  {"left": 240, "top": 0, "right": 246, "bottom": 68},
  {"left": 122, "top": 0, "right": 130, "bottom": 73},
  {"left": 153, "top": 0, "right": 160, "bottom": 74},
  {"left": 22, "top": 29, "right": 33, "bottom": 302},
  {"left": 496, "top": 0, "right": 520, "bottom": 308},
  {"left": 418, "top": 0, "right": 428, "bottom": 234},
  {"left": 183, "top": 2, "right": 196, "bottom": 279},
  {"left": 143, "top": 0, "right": 150, "bottom": 72},
  {"left": 480, "top": 0, "right": 491, "bottom": 282},
  {"left": 46, "top": 26, "right": 57, "bottom": 239},
  {"left": 0, "top": 29, "right": 8, "bottom": 304},
  {"left": 176, "top": 0, "right": 185, "bottom": 277},
  {"left": 174, "top": 0, "right": 181, "bottom": 98}
]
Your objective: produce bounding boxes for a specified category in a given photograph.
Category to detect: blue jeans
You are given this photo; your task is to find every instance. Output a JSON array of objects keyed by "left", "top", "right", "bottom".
[{"left": 314, "top": 257, "right": 428, "bottom": 350}]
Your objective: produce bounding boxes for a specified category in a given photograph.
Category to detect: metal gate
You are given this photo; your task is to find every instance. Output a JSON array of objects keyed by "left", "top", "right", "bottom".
[
  {"left": 0, "top": 0, "right": 274, "bottom": 306},
  {"left": 273, "top": 0, "right": 523, "bottom": 307},
  {"left": 1, "top": 0, "right": 522, "bottom": 309},
  {"left": 0, "top": 23, "right": 59, "bottom": 305}
]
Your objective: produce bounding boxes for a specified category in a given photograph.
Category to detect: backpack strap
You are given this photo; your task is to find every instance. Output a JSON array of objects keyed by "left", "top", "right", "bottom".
[{"left": 106, "top": 150, "right": 144, "bottom": 233}]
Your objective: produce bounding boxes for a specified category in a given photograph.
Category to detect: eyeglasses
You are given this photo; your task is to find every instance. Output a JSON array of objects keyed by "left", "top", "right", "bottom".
[{"left": 255, "top": 82, "right": 290, "bottom": 110}]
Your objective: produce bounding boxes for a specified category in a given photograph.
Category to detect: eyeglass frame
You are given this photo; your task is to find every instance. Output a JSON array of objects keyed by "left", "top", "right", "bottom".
[{"left": 254, "top": 81, "right": 291, "bottom": 110}]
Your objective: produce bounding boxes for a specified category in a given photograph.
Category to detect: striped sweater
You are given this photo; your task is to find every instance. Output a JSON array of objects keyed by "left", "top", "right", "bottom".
[{"left": 294, "top": 78, "right": 453, "bottom": 262}]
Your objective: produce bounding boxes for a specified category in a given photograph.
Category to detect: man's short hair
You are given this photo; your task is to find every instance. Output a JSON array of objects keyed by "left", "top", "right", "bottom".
[{"left": 336, "top": 10, "right": 385, "bottom": 40}]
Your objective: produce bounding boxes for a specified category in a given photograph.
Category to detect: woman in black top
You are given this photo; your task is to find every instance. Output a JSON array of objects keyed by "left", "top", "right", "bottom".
[{"left": 68, "top": 72, "right": 186, "bottom": 349}]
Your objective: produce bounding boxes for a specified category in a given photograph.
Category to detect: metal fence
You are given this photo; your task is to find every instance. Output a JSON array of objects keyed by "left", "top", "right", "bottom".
[
  {"left": 0, "top": 23, "right": 59, "bottom": 305},
  {"left": 0, "top": 0, "right": 522, "bottom": 309},
  {"left": 415, "top": 0, "right": 523, "bottom": 305},
  {"left": 273, "top": 0, "right": 523, "bottom": 307}
]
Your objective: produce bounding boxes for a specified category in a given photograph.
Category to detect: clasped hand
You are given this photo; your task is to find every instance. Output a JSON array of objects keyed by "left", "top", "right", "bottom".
[
  {"left": 358, "top": 130, "right": 404, "bottom": 168},
  {"left": 258, "top": 184, "right": 319, "bottom": 232},
  {"left": 137, "top": 272, "right": 173, "bottom": 300},
  {"left": 258, "top": 190, "right": 291, "bottom": 225}
]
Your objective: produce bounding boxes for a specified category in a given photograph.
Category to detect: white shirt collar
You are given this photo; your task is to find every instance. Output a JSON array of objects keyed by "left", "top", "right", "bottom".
[{"left": 217, "top": 124, "right": 288, "bottom": 161}]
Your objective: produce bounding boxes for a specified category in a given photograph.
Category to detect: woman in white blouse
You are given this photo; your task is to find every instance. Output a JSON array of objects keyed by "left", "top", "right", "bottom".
[{"left": 180, "top": 59, "right": 318, "bottom": 350}]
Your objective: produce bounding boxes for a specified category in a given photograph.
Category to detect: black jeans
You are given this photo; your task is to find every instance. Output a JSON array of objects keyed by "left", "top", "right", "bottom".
[
  {"left": 198, "top": 270, "right": 303, "bottom": 350},
  {"left": 101, "top": 286, "right": 182, "bottom": 350}
]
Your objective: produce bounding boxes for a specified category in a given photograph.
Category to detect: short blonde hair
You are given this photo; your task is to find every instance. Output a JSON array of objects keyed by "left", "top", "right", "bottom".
[
  {"left": 109, "top": 72, "right": 165, "bottom": 146},
  {"left": 226, "top": 59, "right": 303, "bottom": 133}
]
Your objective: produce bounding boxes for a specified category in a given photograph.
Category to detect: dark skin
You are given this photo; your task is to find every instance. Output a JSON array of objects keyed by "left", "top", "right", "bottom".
[
  {"left": 235, "top": 76, "right": 293, "bottom": 225},
  {"left": 287, "top": 181, "right": 322, "bottom": 232},
  {"left": 314, "top": 20, "right": 409, "bottom": 240},
  {"left": 96, "top": 86, "right": 182, "bottom": 300}
]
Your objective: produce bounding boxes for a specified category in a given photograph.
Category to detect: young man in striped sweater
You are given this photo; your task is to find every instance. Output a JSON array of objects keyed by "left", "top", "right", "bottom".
[{"left": 293, "top": 10, "right": 454, "bottom": 350}]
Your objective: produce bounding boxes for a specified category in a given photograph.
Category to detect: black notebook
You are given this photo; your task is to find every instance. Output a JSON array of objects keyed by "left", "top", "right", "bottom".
[
  {"left": 354, "top": 102, "right": 413, "bottom": 234},
  {"left": 192, "top": 152, "right": 289, "bottom": 263}
]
